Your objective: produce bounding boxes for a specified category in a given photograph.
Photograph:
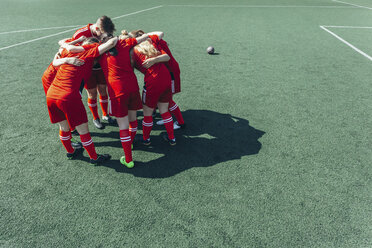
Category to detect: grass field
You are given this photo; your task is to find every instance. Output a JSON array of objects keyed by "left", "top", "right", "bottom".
[{"left": 0, "top": 0, "right": 371, "bottom": 247}]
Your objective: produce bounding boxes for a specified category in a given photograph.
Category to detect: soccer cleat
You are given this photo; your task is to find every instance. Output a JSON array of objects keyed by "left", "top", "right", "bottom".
[
  {"left": 71, "top": 129, "right": 79, "bottom": 136},
  {"left": 70, "top": 137, "right": 82, "bottom": 149},
  {"left": 162, "top": 134, "right": 176, "bottom": 146},
  {"left": 90, "top": 154, "right": 111, "bottom": 165},
  {"left": 120, "top": 156, "right": 134, "bottom": 168},
  {"left": 142, "top": 138, "right": 151, "bottom": 146},
  {"left": 66, "top": 147, "right": 84, "bottom": 160},
  {"left": 102, "top": 115, "right": 117, "bottom": 125},
  {"left": 156, "top": 120, "right": 164, "bottom": 126},
  {"left": 93, "top": 118, "right": 104, "bottom": 129},
  {"left": 173, "top": 121, "right": 186, "bottom": 130}
]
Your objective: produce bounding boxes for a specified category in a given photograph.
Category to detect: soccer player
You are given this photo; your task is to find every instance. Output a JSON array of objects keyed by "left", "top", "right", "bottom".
[
  {"left": 46, "top": 36, "right": 118, "bottom": 164},
  {"left": 132, "top": 33, "right": 176, "bottom": 146},
  {"left": 130, "top": 30, "right": 185, "bottom": 130},
  {"left": 99, "top": 30, "right": 163, "bottom": 168},
  {"left": 42, "top": 40, "right": 85, "bottom": 149},
  {"left": 61, "top": 16, "right": 116, "bottom": 129}
]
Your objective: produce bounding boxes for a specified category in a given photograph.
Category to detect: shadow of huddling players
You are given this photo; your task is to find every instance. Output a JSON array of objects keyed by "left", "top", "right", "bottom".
[{"left": 93, "top": 109, "right": 265, "bottom": 178}]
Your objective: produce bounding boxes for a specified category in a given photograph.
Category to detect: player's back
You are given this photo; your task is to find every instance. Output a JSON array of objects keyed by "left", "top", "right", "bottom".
[{"left": 47, "top": 45, "right": 99, "bottom": 100}]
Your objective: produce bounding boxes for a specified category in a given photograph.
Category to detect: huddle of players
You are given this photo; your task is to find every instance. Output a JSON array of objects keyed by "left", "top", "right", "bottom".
[{"left": 42, "top": 16, "right": 185, "bottom": 168}]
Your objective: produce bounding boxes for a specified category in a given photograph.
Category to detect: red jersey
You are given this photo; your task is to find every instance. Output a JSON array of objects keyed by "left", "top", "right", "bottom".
[
  {"left": 41, "top": 63, "right": 58, "bottom": 95},
  {"left": 132, "top": 36, "right": 169, "bottom": 83},
  {"left": 72, "top": 24, "right": 94, "bottom": 40},
  {"left": 156, "top": 39, "right": 180, "bottom": 74},
  {"left": 99, "top": 38, "right": 139, "bottom": 98},
  {"left": 47, "top": 44, "right": 100, "bottom": 100}
]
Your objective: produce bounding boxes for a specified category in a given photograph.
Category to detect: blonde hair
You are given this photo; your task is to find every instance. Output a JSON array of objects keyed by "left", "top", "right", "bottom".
[
  {"left": 135, "top": 40, "right": 160, "bottom": 58},
  {"left": 119, "top": 29, "right": 130, "bottom": 40}
]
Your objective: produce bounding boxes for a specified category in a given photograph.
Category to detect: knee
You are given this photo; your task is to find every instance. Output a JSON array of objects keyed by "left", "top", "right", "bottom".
[
  {"left": 87, "top": 89, "right": 97, "bottom": 99},
  {"left": 98, "top": 85, "right": 107, "bottom": 96}
]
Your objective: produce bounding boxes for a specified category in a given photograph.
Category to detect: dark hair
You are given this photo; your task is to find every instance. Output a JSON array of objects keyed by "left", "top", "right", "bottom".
[
  {"left": 83, "top": 37, "right": 100, "bottom": 45},
  {"left": 99, "top": 16, "right": 116, "bottom": 34},
  {"left": 130, "top": 29, "right": 145, "bottom": 38}
]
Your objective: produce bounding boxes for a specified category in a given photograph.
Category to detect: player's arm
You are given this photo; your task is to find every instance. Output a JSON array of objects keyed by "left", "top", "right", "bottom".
[
  {"left": 142, "top": 53, "right": 170, "bottom": 69},
  {"left": 98, "top": 36, "right": 118, "bottom": 55},
  {"left": 58, "top": 36, "right": 86, "bottom": 49},
  {"left": 59, "top": 36, "right": 88, "bottom": 53},
  {"left": 135, "top": 34, "right": 149, "bottom": 44},
  {"left": 147, "top": 31, "right": 164, "bottom": 40},
  {"left": 52, "top": 52, "right": 84, "bottom": 67}
]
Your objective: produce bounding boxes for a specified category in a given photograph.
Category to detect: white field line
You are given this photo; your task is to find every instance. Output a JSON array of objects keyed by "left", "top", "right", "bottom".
[
  {"left": 0, "top": 25, "right": 82, "bottom": 35},
  {"left": 0, "top": 28, "right": 81, "bottom": 51},
  {"left": 167, "top": 4, "right": 357, "bottom": 8},
  {"left": 322, "top": 25, "right": 372, "bottom": 29},
  {"left": 0, "top": 5, "right": 163, "bottom": 51},
  {"left": 332, "top": 0, "right": 372, "bottom": 10},
  {"left": 320, "top": 25, "right": 372, "bottom": 61},
  {"left": 112, "top": 5, "right": 163, "bottom": 19}
]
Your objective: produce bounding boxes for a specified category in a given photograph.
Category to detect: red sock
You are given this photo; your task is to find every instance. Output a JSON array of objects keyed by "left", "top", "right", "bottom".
[
  {"left": 142, "top": 116, "right": 153, "bottom": 140},
  {"left": 80, "top": 133, "right": 98, "bottom": 160},
  {"left": 129, "top": 120, "right": 138, "bottom": 143},
  {"left": 169, "top": 100, "right": 184, "bottom": 125},
  {"left": 120, "top": 129, "right": 132, "bottom": 163},
  {"left": 88, "top": 98, "right": 99, "bottom": 120},
  {"left": 161, "top": 112, "right": 175, "bottom": 140},
  {"left": 59, "top": 130, "right": 74, "bottom": 153},
  {"left": 99, "top": 95, "right": 109, "bottom": 117}
]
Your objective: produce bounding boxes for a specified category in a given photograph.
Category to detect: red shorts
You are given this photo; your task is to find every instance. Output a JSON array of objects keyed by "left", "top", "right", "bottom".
[
  {"left": 109, "top": 91, "right": 142, "bottom": 118},
  {"left": 46, "top": 97, "right": 88, "bottom": 130},
  {"left": 142, "top": 71, "right": 172, "bottom": 108},
  {"left": 85, "top": 69, "right": 106, "bottom": 90}
]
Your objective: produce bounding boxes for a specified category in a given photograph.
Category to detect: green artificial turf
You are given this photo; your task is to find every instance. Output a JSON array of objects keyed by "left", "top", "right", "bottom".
[{"left": 0, "top": 0, "right": 371, "bottom": 247}]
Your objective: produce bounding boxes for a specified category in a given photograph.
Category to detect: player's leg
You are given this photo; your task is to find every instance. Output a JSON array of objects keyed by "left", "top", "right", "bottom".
[
  {"left": 75, "top": 122, "right": 110, "bottom": 164},
  {"left": 47, "top": 98, "right": 82, "bottom": 158},
  {"left": 157, "top": 98, "right": 185, "bottom": 129},
  {"left": 142, "top": 105, "right": 154, "bottom": 145},
  {"left": 86, "top": 87, "right": 103, "bottom": 129},
  {"left": 128, "top": 110, "right": 138, "bottom": 144},
  {"left": 158, "top": 101, "right": 176, "bottom": 145},
  {"left": 117, "top": 116, "right": 134, "bottom": 168},
  {"left": 58, "top": 120, "right": 84, "bottom": 159},
  {"left": 169, "top": 98, "right": 185, "bottom": 129},
  {"left": 128, "top": 91, "right": 142, "bottom": 145},
  {"left": 98, "top": 84, "right": 116, "bottom": 124},
  {"left": 64, "top": 99, "right": 110, "bottom": 164}
]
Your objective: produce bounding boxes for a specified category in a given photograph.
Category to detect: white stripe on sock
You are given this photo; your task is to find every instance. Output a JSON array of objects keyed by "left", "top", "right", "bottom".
[
  {"left": 142, "top": 121, "right": 153, "bottom": 127},
  {"left": 82, "top": 139, "right": 93, "bottom": 146},
  {"left": 59, "top": 135, "right": 71, "bottom": 140},
  {"left": 162, "top": 117, "right": 173, "bottom": 123},
  {"left": 169, "top": 104, "right": 178, "bottom": 111}
]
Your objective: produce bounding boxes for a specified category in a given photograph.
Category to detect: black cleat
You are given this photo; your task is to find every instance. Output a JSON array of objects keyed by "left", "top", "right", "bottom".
[
  {"left": 67, "top": 147, "right": 84, "bottom": 160},
  {"left": 102, "top": 115, "right": 117, "bottom": 125},
  {"left": 90, "top": 154, "right": 111, "bottom": 165},
  {"left": 71, "top": 129, "right": 79, "bottom": 135},
  {"left": 93, "top": 118, "right": 104, "bottom": 129},
  {"left": 162, "top": 134, "right": 176, "bottom": 146},
  {"left": 142, "top": 138, "right": 151, "bottom": 146}
]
